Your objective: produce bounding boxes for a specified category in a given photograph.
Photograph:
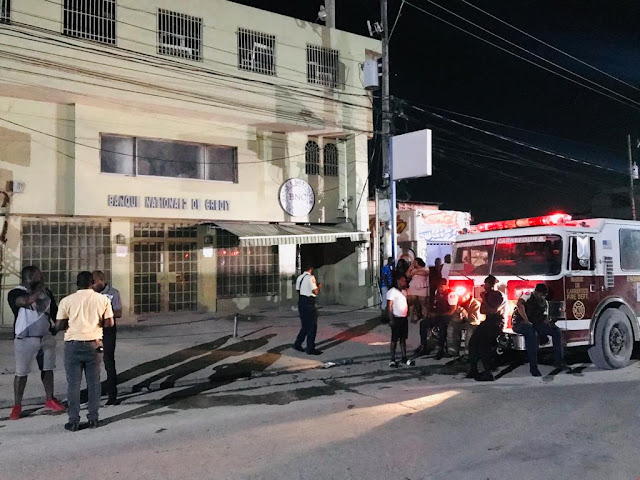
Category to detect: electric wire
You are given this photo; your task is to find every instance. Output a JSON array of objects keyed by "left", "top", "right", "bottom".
[
  {"left": 404, "top": 0, "right": 640, "bottom": 111},
  {"left": 455, "top": 0, "right": 640, "bottom": 93}
]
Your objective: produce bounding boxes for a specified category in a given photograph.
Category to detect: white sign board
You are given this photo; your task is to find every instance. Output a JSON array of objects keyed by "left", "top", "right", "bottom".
[{"left": 391, "top": 129, "right": 432, "bottom": 180}]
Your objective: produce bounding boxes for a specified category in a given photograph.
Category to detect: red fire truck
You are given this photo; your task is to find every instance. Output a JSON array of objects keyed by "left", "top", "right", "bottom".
[{"left": 449, "top": 213, "right": 640, "bottom": 369}]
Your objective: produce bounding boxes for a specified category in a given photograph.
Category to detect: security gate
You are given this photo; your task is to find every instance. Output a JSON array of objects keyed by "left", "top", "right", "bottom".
[{"left": 133, "top": 223, "right": 198, "bottom": 315}]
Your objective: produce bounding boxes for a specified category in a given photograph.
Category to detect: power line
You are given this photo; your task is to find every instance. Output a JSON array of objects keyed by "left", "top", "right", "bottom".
[
  {"left": 455, "top": 0, "right": 640, "bottom": 93},
  {"left": 408, "top": 104, "right": 625, "bottom": 173},
  {"left": 396, "top": 97, "right": 624, "bottom": 154},
  {"left": 404, "top": 0, "right": 640, "bottom": 111}
]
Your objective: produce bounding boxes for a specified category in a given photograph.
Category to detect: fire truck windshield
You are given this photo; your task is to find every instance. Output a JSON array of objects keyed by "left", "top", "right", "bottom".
[{"left": 452, "top": 235, "right": 563, "bottom": 277}]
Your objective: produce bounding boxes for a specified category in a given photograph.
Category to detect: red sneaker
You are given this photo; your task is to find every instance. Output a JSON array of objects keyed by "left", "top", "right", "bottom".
[
  {"left": 44, "top": 398, "right": 65, "bottom": 413},
  {"left": 9, "top": 405, "right": 21, "bottom": 420}
]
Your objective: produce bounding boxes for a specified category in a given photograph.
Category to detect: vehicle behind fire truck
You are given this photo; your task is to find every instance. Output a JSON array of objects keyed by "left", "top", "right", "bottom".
[{"left": 449, "top": 214, "right": 640, "bottom": 369}]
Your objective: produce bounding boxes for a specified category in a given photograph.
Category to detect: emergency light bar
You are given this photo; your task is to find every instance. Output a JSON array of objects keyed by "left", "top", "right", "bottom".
[{"left": 474, "top": 213, "right": 572, "bottom": 232}]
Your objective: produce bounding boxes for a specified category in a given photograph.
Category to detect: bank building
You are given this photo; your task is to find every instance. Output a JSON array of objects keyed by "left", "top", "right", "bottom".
[{"left": 0, "top": 0, "right": 380, "bottom": 325}]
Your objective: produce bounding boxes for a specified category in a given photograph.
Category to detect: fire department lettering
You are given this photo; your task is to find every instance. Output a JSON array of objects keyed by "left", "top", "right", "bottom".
[{"left": 567, "top": 288, "right": 589, "bottom": 300}]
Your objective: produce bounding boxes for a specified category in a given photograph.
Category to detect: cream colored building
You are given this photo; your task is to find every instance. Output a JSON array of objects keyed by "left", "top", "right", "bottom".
[{"left": 0, "top": 0, "right": 380, "bottom": 325}]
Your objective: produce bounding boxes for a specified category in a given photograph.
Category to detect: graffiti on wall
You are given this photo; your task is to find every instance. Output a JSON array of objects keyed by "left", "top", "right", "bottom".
[{"left": 417, "top": 210, "right": 471, "bottom": 242}]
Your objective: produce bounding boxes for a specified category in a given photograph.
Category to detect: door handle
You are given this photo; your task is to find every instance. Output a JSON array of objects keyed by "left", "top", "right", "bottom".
[{"left": 589, "top": 284, "right": 597, "bottom": 293}]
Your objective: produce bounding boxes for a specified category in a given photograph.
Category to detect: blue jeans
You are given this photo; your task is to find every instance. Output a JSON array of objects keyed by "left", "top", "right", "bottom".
[
  {"left": 512, "top": 322, "right": 564, "bottom": 370},
  {"left": 295, "top": 296, "right": 318, "bottom": 353},
  {"left": 64, "top": 340, "right": 103, "bottom": 423}
]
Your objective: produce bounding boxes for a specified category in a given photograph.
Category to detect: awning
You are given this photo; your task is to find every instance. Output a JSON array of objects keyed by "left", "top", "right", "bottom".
[{"left": 210, "top": 221, "right": 369, "bottom": 247}]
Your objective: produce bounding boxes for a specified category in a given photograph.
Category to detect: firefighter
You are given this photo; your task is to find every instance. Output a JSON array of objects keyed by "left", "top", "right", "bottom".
[
  {"left": 447, "top": 290, "right": 481, "bottom": 358},
  {"left": 512, "top": 283, "right": 566, "bottom": 376},
  {"left": 467, "top": 275, "right": 506, "bottom": 381}
]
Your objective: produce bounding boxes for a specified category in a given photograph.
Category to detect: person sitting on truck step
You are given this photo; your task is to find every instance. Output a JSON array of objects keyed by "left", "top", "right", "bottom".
[
  {"left": 467, "top": 275, "right": 506, "bottom": 381},
  {"left": 512, "top": 283, "right": 567, "bottom": 377}
]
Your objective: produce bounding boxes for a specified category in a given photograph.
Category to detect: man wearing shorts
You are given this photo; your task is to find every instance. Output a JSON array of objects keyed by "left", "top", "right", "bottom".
[
  {"left": 8, "top": 266, "right": 65, "bottom": 420},
  {"left": 386, "top": 273, "right": 414, "bottom": 367}
]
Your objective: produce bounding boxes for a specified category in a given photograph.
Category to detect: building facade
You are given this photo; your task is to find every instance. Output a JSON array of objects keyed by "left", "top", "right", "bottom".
[{"left": 0, "top": 0, "right": 380, "bottom": 325}]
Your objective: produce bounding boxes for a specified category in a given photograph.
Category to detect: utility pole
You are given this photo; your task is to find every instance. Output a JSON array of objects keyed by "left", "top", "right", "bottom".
[
  {"left": 629, "top": 134, "right": 637, "bottom": 220},
  {"left": 325, "top": 0, "right": 335, "bottom": 28},
  {"left": 380, "top": 0, "right": 394, "bottom": 259}
]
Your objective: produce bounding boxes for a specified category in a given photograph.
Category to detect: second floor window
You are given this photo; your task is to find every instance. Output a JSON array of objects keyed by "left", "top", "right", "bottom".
[
  {"left": 158, "top": 9, "right": 202, "bottom": 61},
  {"left": 307, "top": 45, "right": 339, "bottom": 88},
  {"left": 305, "top": 140, "right": 320, "bottom": 175},
  {"left": 63, "top": 0, "right": 116, "bottom": 45},
  {"left": 238, "top": 28, "right": 275, "bottom": 76},
  {"left": 1, "top": 0, "right": 10, "bottom": 23},
  {"left": 100, "top": 134, "right": 237, "bottom": 182},
  {"left": 323, "top": 143, "right": 338, "bottom": 177}
]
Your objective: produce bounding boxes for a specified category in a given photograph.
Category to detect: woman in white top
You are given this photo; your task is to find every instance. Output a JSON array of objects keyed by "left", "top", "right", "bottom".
[{"left": 386, "top": 274, "right": 414, "bottom": 367}]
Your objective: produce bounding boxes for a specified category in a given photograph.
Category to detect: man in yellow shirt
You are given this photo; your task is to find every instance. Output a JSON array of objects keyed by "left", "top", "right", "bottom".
[{"left": 56, "top": 271, "right": 113, "bottom": 432}]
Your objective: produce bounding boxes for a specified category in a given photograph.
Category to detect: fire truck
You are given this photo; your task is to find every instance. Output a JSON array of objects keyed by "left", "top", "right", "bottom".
[{"left": 449, "top": 213, "right": 640, "bottom": 369}]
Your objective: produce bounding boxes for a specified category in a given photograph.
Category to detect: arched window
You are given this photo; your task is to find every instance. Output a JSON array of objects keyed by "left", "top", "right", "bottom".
[
  {"left": 305, "top": 140, "right": 320, "bottom": 175},
  {"left": 323, "top": 143, "right": 338, "bottom": 176}
]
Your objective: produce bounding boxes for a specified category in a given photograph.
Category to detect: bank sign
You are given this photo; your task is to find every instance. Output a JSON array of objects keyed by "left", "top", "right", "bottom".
[
  {"left": 278, "top": 179, "right": 315, "bottom": 216},
  {"left": 107, "top": 195, "right": 229, "bottom": 211}
]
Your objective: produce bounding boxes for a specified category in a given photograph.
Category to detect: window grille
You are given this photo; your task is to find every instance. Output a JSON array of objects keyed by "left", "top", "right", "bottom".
[
  {"left": 158, "top": 9, "right": 202, "bottom": 61},
  {"left": 1, "top": 0, "right": 10, "bottom": 23},
  {"left": 305, "top": 140, "right": 320, "bottom": 176},
  {"left": 21, "top": 220, "right": 111, "bottom": 302},
  {"left": 306, "top": 44, "right": 339, "bottom": 88},
  {"left": 215, "top": 230, "right": 279, "bottom": 298},
  {"left": 323, "top": 143, "right": 338, "bottom": 176},
  {"left": 237, "top": 28, "right": 276, "bottom": 76},
  {"left": 63, "top": 0, "right": 116, "bottom": 45},
  {"left": 101, "top": 134, "right": 238, "bottom": 183}
]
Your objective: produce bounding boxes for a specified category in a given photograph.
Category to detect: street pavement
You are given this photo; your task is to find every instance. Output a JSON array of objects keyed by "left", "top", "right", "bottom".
[{"left": 1, "top": 305, "right": 640, "bottom": 479}]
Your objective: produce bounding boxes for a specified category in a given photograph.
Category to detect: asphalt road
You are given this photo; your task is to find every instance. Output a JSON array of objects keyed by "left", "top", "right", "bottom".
[{"left": 1, "top": 352, "right": 639, "bottom": 480}]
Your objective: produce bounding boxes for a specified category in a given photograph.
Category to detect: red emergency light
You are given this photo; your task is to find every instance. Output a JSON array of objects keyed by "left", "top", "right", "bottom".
[{"left": 475, "top": 213, "right": 572, "bottom": 232}]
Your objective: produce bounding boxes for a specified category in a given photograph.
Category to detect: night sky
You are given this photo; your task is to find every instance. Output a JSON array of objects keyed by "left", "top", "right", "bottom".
[{"left": 232, "top": 0, "right": 640, "bottom": 222}]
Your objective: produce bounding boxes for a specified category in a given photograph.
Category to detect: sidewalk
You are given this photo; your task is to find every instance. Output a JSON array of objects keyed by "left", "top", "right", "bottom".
[{"left": 0, "top": 304, "right": 398, "bottom": 408}]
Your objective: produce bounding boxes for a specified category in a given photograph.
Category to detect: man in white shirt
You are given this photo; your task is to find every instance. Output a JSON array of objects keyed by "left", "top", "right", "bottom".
[
  {"left": 386, "top": 274, "right": 414, "bottom": 367},
  {"left": 293, "top": 265, "right": 322, "bottom": 355},
  {"left": 56, "top": 271, "right": 113, "bottom": 432}
]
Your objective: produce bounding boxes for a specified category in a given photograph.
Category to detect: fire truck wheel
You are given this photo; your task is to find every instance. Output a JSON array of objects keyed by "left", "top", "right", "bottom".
[{"left": 588, "top": 308, "right": 634, "bottom": 370}]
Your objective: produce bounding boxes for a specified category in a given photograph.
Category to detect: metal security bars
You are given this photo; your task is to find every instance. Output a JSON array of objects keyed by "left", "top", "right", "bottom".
[
  {"left": 21, "top": 219, "right": 111, "bottom": 302},
  {"left": 305, "top": 140, "right": 320, "bottom": 175},
  {"left": 216, "top": 230, "right": 279, "bottom": 298},
  {"left": 306, "top": 44, "right": 339, "bottom": 88},
  {"left": 1, "top": 0, "right": 10, "bottom": 23},
  {"left": 237, "top": 28, "right": 276, "bottom": 76},
  {"left": 158, "top": 9, "right": 202, "bottom": 61},
  {"left": 63, "top": 0, "right": 116, "bottom": 45},
  {"left": 323, "top": 143, "right": 338, "bottom": 176}
]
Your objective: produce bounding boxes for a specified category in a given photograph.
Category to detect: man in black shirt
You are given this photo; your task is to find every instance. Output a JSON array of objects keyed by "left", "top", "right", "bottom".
[{"left": 8, "top": 266, "right": 65, "bottom": 420}]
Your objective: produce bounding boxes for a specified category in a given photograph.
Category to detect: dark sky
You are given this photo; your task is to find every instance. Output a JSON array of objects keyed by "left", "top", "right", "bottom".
[{"left": 232, "top": 0, "right": 640, "bottom": 221}]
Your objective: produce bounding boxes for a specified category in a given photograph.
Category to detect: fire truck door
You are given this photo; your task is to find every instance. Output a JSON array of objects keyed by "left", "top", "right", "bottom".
[{"left": 566, "top": 236, "right": 599, "bottom": 329}]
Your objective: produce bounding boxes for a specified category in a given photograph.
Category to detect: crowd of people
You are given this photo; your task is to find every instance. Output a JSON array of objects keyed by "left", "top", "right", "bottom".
[
  {"left": 380, "top": 256, "right": 568, "bottom": 381},
  {"left": 9, "top": 266, "right": 121, "bottom": 431}
]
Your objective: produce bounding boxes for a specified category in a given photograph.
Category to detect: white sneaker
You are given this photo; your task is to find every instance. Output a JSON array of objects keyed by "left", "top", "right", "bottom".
[
  {"left": 405, "top": 359, "right": 415, "bottom": 366},
  {"left": 389, "top": 360, "right": 398, "bottom": 368}
]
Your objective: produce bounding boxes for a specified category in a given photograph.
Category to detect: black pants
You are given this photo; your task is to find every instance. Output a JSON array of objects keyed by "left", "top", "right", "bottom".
[
  {"left": 295, "top": 296, "right": 318, "bottom": 353},
  {"left": 420, "top": 314, "right": 453, "bottom": 349},
  {"left": 468, "top": 316, "right": 503, "bottom": 373},
  {"left": 102, "top": 328, "right": 117, "bottom": 399},
  {"left": 512, "top": 321, "right": 564, "bottom": 370}
]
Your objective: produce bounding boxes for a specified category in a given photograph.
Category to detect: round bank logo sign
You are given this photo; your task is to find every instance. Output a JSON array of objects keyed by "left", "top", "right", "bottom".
[
  {"left": 279, "top": 179, "right": 315, "bottom": 217},
  {"left": 572, "top": 300, "right": 586, "bottom": 320}
]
